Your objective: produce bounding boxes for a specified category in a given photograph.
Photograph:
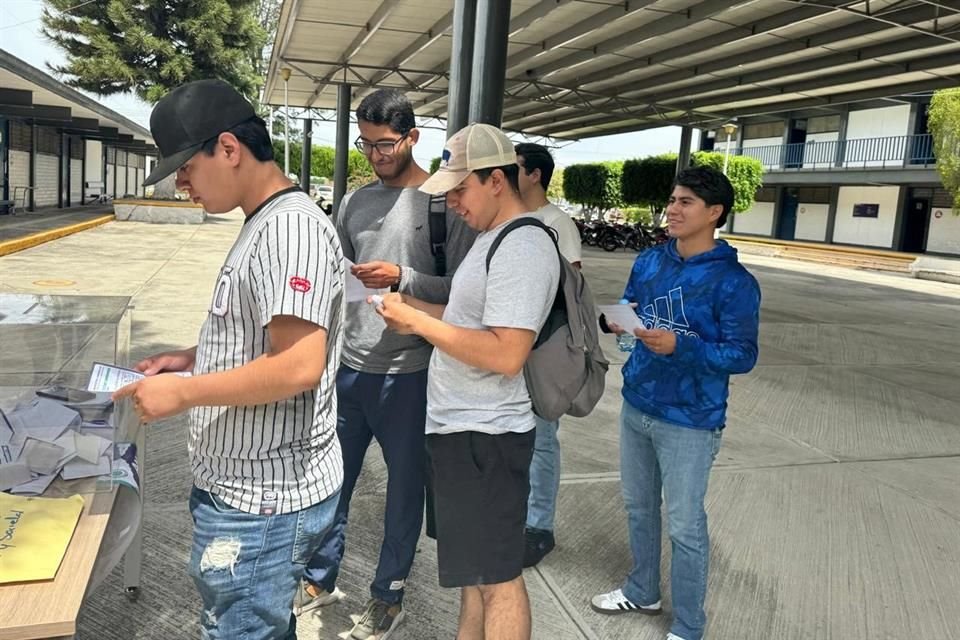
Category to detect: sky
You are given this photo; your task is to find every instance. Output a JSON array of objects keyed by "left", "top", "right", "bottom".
[{"left": 1, "top": 0, "right": 690, "bottom": 169}]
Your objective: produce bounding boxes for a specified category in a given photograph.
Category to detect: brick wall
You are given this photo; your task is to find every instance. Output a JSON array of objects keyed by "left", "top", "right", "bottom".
[
  {"left": 34, "top": 154, "right": 59, "bottom": 207},
  {"left": 71, "top": 159, "right": 83, "bottom": 204},
  {"left": 37, "top": 127, "right": 60, "bottom": 156},
  {"left": 9, "top": 121, "right": 31, "bottom": 152}
]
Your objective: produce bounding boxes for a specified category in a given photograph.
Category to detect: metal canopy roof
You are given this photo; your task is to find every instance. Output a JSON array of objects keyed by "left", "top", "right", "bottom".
[
  {"left": 264, "top": 0, "right": 960, "bottom": 140},
  {"left": 0, "top": 49, "right": 156, "bottom": 152}
]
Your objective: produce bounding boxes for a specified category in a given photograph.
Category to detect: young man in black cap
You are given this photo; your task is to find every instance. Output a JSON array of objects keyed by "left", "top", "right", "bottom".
[{"left": 114, "top": 78, "right": 345, "bottom": 639}]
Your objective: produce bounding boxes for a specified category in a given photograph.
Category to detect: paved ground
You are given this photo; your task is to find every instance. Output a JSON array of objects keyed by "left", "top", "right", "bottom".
[
  {"left": 0, "top": 206, "right": 113, "bottom": 244},
  {"left": 1, "top": 212, "right": 958, "bottom": 639}
]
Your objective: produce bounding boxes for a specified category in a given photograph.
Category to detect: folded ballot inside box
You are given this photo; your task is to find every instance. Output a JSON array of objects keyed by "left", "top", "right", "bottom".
[{"left": 1, "top": 387, "right": 117, "bottom": 495}]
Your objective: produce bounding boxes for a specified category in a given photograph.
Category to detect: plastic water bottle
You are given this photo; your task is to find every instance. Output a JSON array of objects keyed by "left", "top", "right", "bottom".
[{"left": 615, "top": 298, "right": 635, "bottom": 352}]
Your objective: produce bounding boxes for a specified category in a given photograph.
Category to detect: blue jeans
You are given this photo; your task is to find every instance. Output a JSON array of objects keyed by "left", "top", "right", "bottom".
[
  {"left": 619, "top": 402, "right": 722, "bottom": 640},
  {"left": 526, "top": 415, "right": 560, "bottom": 531},
  {"left": 304, "top": 366, "right": 427, "bottom": 604},
  {"left": 188, "top": 486, "right": 339, "bottom": 640}
]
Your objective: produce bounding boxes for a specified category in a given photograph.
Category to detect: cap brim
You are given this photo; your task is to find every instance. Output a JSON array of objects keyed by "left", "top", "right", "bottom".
[
  {"left": 142, "top": 143, "right": 202, "bottom": 186},
  {"left": 418, "top": 168, "right": 471, "bottom": 195}
]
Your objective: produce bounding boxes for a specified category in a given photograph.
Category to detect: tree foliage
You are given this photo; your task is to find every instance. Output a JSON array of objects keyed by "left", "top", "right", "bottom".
[
  {"left": 621, "top": 154, "right": 677, "bottom": 225},
  {"left": 562, "top": 161, "right": 623, "bottom": 218},
  {"left": 272, "top": 140, "right": 374, "bottom": 188},
  {"left": 547, "top": 167, "right": 565, "bottom": 202},
  {"left": 430, "top": 157, "right": 442, "bottom": 173},
  {"left": 691, "top": 151, "right": 765, "bottom": 214},
  {"left": 928, "top": 88, "right": 960, "bottom": 212},
  {"left": 41, "top": 0, "right": 266, "bottom": 103}
]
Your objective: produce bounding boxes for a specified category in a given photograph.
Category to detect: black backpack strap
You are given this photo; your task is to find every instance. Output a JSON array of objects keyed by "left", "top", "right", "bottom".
[
  {"left": 427, "top": 195, "right": 448, "bottom": 277},
  {"left": 485, "top": 217, "right": 566, "bottom": 289}
]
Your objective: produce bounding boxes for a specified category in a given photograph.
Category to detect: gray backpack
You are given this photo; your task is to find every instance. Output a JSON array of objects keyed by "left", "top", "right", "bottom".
[{"left": 486, "top": 217, "right": 609, "bottom": 421}]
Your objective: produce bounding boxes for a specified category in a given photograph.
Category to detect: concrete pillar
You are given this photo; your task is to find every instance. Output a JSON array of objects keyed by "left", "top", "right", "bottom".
[
  {"left": 446, "top": 0, "right": 476, "bottom": 137},
  {"left": 835, "top": 106, "right": 850, "bottom": 168},
  {"left": 28, "top": 122, "right": 36, "bottom": 211},
  {"left": 468, "top": 0, "right": 512, "bottom": 126},
  {"left": 333, "top": 84, "right": 351, "bottom": 219},
  {"left": 59, "top": 133, "right": 69, "bottom": 207},
  {"left": 676, "top": 126, "right": 693, "bottom": 174},
  {"left": 825, "top": 185, "right": 840, "bottom": 243}
]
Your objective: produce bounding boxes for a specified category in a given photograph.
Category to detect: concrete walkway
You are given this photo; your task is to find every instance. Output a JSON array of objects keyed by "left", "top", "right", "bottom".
[
  {"left": 1, "top": 212, "right": 958, "bottom": 639},
  {"left": 0, "top": 206, "right": 114, "bottom": 255}
]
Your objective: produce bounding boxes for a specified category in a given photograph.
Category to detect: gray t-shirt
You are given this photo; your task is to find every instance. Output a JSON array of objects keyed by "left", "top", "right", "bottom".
[
  {"left": 426, "top": 216, "right": 560, "bottom": 436},
  {"left": 336, "top": 182, "right": 476, "bottom": 374}
]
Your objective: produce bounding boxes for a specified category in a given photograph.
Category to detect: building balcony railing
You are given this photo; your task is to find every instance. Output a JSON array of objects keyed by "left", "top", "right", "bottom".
[{"left": 735, "top": 133, "right": 936, "bottom": 171}]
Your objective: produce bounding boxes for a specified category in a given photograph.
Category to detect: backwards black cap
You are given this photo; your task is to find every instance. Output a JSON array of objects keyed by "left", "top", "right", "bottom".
[{"left": 143, "top": 79, "right": 256, "bottom": 186}]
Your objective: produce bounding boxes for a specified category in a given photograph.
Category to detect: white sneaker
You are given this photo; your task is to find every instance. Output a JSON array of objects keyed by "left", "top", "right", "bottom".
[
  {"left": 293, "top": 582, "right": 344, "bottom": 616},
  {"left": 666, "top": 634, "right": 689, "bottom": 640},
  {"left": 590, "top": 588, "right": 662, "bottom": 615}
]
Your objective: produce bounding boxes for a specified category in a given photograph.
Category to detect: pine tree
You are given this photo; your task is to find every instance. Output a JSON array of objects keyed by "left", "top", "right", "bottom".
[{"left": 41, "top": 0, "right": 266, "bottom": 103}]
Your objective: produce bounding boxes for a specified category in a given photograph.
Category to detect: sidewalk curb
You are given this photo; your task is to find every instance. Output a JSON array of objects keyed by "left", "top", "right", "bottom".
[{"left": 0, "top": 214, "right": 115, "bottom": 257}]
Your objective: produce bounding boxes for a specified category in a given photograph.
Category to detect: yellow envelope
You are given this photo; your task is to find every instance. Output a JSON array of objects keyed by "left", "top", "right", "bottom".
[{"left": 0, "top": 493, "right": 84, "bottom": 584}]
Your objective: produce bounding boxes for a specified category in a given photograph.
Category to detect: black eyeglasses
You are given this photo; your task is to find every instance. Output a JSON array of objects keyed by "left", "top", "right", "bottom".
[{"left": 354, "top": 133, "right": 409, "bottom": 156}]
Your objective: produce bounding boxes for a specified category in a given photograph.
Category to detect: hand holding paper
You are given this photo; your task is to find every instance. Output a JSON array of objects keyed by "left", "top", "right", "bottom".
[
  {"left": 345, "top": 259, "right": 386, "bottom": 303},
  {"left": 597, "top": 304, "right": 644, "bottom": 334}
]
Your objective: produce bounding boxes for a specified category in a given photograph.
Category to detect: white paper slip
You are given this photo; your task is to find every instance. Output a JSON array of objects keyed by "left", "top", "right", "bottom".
[
  {"left": 596, "top": 304, "right": 646, "bottom": 333},
  {"left": 22, "top": 438, "right": 66, "bottom": 475},
  {"left": 61, "top": 454, "right": 111, "bottom": 480},
  {"left": 6, "top": 398, "right": 81, "bottom": 432},
  {"left": 74, "top": 433, "right": 112, "bottom": 464},
  {"left": 53, "top": 432, "right": 79, "bottom": 467},
  {"left": 0, "top": 462, "right": 33, "bottom": 492},
  {"left": 11, "top": 424, "right": 70, "bottom": 445},
  {"left": 87, "top": 362, "right": 145, "bottom": 393},
  {"left": 344, "top": 258, "right": 386, "bottom": 303},
  {"left": 0, "top": 440, "right": 22, "bottom": 465},
  {"left": 9, "top": 471, "right": 57, "bottom": 496}
]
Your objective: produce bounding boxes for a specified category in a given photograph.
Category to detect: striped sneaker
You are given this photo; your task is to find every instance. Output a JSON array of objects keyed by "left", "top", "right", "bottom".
[{"left": 590, "top": 588, "right": 662, "bottom": 615}]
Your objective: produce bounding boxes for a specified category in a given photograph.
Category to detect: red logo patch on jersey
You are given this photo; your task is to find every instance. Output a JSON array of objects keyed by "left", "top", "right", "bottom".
[{"left": 289, "top": 276, "right": 312, "bottom": 293}]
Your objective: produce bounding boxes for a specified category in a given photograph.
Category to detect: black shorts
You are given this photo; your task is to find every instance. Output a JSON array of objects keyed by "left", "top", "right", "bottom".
[{"left": 426, "top": 429, "right": 535, "bottom": 588}]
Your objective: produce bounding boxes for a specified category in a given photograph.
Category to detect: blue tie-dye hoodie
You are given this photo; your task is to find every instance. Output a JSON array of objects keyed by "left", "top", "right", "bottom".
[{"left": 620, "top": 239, "right": 760, "bottom": 430}]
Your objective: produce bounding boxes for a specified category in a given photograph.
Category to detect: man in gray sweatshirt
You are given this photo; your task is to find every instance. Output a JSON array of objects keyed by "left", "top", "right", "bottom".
[{"left": 294, "top": 89, "right": 475, "bottom": 640}]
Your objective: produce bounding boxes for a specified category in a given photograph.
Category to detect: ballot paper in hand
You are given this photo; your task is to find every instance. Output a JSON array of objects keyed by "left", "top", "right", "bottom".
[
  {"left": 344, "top": 258, "right": 386, "bottom": 303},
  {"left": 596, "top": 304, "right": 646, "bottom": 333},
  {"left": 87, "top": 362, "right": 144, "bottom": 393}
]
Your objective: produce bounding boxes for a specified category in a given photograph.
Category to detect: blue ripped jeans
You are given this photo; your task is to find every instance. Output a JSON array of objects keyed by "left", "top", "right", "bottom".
[{"left": 188, "top": 486, "right": 340, "bottom": 639}]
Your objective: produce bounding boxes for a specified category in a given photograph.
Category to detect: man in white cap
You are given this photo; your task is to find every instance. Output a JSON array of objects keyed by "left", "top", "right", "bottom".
[{"left": 374, "top": 123, "right": 560, "bottom": 640}]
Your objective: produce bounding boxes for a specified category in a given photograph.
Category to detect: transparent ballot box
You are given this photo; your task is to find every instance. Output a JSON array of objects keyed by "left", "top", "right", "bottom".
[{"left": 0, "top": 294, "right": 134, "bottom": 494}]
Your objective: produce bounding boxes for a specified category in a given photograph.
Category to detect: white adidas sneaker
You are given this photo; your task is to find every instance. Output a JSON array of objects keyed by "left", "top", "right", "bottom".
[{"left": 590, "top": 588, "right": 662, "bottom": 615}]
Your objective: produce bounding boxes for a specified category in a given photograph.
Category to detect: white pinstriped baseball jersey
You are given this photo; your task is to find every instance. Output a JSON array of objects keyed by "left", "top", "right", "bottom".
[{"left": 190, "top": 187, "right": 345, "bottom": 515}]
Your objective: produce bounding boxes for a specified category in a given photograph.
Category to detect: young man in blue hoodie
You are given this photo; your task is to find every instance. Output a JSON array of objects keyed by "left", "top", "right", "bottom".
[{"left": 591, "top": 166, "right": 760, "bottom": 640}]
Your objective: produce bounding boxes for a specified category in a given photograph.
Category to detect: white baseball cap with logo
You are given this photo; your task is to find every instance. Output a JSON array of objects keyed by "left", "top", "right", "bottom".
[{"left": 419, "top": 123, "right": 517, "bottom": 195}]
